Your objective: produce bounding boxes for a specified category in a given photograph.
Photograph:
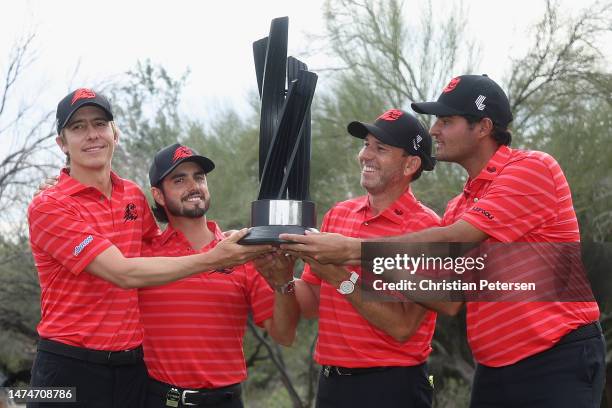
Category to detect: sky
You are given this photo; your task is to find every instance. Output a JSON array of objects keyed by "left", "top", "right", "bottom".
[{"left": 0, "top": 0, "right": 610, "bottom": 152}]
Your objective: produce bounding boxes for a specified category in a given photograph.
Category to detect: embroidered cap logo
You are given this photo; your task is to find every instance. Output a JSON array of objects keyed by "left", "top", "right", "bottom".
[
  {"left": 413, "top": 134, "right": 423, "bottom": 151},
  {"left": 475, "top": 95, "right": 486, "bottom": 111},
  {"left": 378, "top": 109, "right": 403, "bottom": 121},
  {"left": 443, "top": 77, "right": 461, "bottom": 93},
  {"left": 71, "top": 88, "right": 97, "bottom": 105},
  {"left": 172, "top": 146, "right": 194, "bottom": 162}
]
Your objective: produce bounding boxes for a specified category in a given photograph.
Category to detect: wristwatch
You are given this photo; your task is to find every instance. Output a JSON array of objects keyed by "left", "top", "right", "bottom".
[
  {"left": 274, "top": 279, "right": 295, "bottom": 294},
  {"left": 337, "top": 272, "right": 359, "bottom": 295}
]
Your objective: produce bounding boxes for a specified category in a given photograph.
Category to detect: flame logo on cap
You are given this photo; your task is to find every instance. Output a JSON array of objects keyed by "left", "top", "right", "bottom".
[
  {"left": 71, "top": 88, "right": 97, "bottom": 105},
  {"left": 442, "top": 77, "right": 461, "bottom": 93},
  {"left": 378, "top": 109, "right": 403, "bottom": 121},
  {"left": 173, "top": 146, "right": 194, "bottom": 162}
]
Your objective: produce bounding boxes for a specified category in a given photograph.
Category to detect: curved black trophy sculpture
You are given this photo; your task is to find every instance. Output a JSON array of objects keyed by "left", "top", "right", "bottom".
[{"left": 240, "top": 17, "right": 318, "bottom": 244}]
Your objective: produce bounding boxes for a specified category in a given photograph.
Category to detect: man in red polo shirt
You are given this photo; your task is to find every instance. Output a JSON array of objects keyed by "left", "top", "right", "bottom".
[
  {"left": 285, "top": 110, "right": 440, "bottom": 408},
  {"left": 281, "top": 75, "right": 604, "bottom": 407},
  {"left": 140, "top": 143, "right": 299, "bottom": 408},
  {"left": 27, "top": 89, "right": 270, "bottom": 408}
]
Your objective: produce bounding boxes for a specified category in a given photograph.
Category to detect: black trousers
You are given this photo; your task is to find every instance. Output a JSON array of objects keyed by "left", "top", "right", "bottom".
[
  {"left": 316, "top": 364, "right": 433, "bottom": 408},
  {"left": 470, "top": 334, "right": 606, "bottom": 408},
  {"left": 28, "top": 349, "right": 147, "bottom": 408}
]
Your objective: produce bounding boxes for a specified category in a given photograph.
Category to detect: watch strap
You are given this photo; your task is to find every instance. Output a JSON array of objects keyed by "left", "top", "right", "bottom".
[{"left": 337, "top": 272, "right": 359, "bottom": 295}]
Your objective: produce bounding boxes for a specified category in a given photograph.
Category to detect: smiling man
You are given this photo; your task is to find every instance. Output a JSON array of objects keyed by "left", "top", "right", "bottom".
[
  {"left": 281, "top": 75, "right": 604, "bottom": 408},
  {"left": 27, "top": 89, "right": 271, "bottom": 407},
  {"left": 285, "top": 110, "right": 440, "bottom": 408},
  {"left": 139, "top": 143, "right": 299, "bottom": 408}
]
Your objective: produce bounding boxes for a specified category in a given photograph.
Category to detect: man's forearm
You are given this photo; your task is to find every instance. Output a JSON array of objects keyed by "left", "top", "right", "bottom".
[
  {"left": 375, "top": 221, "right": 489, "bottom": 244},
  {"left": 294, "top": 279, "right": 320, "bottom": 319},
  {"left": 87, "top": 239, "right": 270, "bottom": 288},
  {"left": 268, "top": 291, "right": 300, "bottom": 346},
  {"left": 320, "top": 265, "right": 426, "bottom": 342},
  {"left": 372, "top": 226, "right": 452, "bottom": 244},
  {"left": 88, "top": 247, "right": 227, "bottom": 288},
  {"left": 299, "top": 227, "right": 452, "bottom": 265},
  {"left": 345, "top": 288, "right": 427, "bottom": 342},
  {"left": 123, "top": 252, "right": 228, "bottom": 287},
  {"left": 345, "top": 237, "right": 362, "bottom": 264}
]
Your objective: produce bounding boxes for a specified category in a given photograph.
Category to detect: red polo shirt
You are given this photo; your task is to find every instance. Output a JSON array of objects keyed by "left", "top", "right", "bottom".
[
  {"left": 443, "top": 145, "right": 599, "bottom": 367},
  {"left": 28, "top": 169, "right": 160, "bottom": 350},
  {"left": 302, "top": 188, "right": 440, "bottom": 367},
  {"left": 139, "top": 221, "right": 274, "bottom": 389}
]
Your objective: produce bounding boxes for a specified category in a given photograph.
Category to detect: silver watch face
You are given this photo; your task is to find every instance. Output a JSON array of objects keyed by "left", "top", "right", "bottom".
[{"left": 339, "top": 280, "right": 355, "bottom": 294}]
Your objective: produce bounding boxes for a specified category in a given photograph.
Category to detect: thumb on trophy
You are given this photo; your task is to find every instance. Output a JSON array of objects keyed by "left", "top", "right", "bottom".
[
  {"left": 225, "top": 228, "right": 249, "bottom": 242},
  {"left": 222, "top": 229, "right": 239, "bottom": 238}
]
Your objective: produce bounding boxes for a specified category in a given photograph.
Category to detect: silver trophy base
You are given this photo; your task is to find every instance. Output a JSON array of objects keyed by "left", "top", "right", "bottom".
[{"left": 239, "top": 199, "right": 316, "bottom": 245}]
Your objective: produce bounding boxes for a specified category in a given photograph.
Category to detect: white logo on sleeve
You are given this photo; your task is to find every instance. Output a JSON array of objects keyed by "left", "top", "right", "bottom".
[
  {"left": 475, "top": 95, "right": 486, "bottom": 111},
  {"left": 74, "top": 235, "right": 94, "bottom": 256}
]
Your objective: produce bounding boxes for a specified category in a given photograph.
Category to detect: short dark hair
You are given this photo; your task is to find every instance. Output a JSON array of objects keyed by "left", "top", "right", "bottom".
[
  {"left": 463, "top": 115, "right": 512, "bottom": 146},
  {"left": 151, "top": 184, "right": 169, "bottom": 224}
]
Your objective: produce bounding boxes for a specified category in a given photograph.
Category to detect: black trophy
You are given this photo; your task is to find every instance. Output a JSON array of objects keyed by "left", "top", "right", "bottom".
[{"left": 240, "top": 17, "right": 317, "bottom": 244}]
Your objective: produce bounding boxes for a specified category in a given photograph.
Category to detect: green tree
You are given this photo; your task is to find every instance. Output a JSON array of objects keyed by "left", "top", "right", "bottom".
[
  {"left": 183, "top": 108, "right": 259, "bottom": 229},
  {"left": 315, "top": 0, "right": 481, "bottom": 216},
  {"left": 110, "top": 60, "right": 189, "bottom": 190}
]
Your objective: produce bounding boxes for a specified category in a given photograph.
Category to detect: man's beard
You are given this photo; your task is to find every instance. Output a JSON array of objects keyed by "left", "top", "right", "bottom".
[
  {"left": 360, "top": 167, "right": 403, "bottom": 195},
  {"left": 166, "top": 196, "right": 211, "bottom": 219}
]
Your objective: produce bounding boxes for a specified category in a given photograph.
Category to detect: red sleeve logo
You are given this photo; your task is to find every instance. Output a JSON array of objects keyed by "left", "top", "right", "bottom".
[
  {"left": 71, "top": 88, "right": 97, "bottom": 105},
  {"left": 172, "top": 146, "right": 194, "bottom": 162},
  {"left": 442, "top": 77, "right": 461, "bottom": 93},
  {"left": 378, "top": 109, "right": 403, "bottom": 121}
]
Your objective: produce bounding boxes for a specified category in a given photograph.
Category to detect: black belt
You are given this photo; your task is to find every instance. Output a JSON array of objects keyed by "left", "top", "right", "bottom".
[
  {"left": 322, "top": 365, "right": 392, "bottom": 377},
  {"left": 37, "top": 339, "right": 143, "bottom": 366},
  {"left": 148, "top": 378, "right": 241, "bottom": 407},
  {"left": 557, "top": 321, "right": 602, "bottom": 347}
]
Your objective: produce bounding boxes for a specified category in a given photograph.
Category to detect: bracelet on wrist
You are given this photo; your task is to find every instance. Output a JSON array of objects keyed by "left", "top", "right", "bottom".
[{"left": 273, "top": 279, "right": 296, "bottom": 294}]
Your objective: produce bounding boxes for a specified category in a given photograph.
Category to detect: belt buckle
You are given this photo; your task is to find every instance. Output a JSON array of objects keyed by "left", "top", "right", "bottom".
[
  {"left": 181, "top": 390, "right": 198, "bottom": 406},
  {"left": 165, "top": 388, "right": 180, "bottom": 407},
  {"left": 323, "top": 366, "right": 331, "bottom": 377}
]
